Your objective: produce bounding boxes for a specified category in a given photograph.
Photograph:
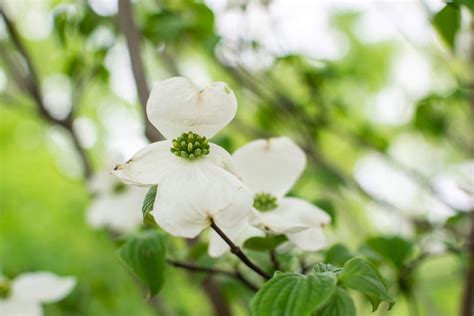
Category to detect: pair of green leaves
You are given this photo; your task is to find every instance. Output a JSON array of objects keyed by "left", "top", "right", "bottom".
[{"left": 250, "top": 258, "right": 394, "bottom": 316}]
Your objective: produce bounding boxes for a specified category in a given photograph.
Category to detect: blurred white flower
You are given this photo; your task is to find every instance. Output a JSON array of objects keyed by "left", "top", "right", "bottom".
[
  {"left": 209, "top": 137, "right": 331, "bottom": 256},
  {"left": 0, "top": 272, "right": 75, "bottom": 316},
  {"left": 434, "top": 160, "right": 474, "bottom": 211},
  {"left": 112, "top": 77, "right": 253, "bottom": 238},
  {"left": 87, "top": 168, "right": 146, "bottom": 233}
]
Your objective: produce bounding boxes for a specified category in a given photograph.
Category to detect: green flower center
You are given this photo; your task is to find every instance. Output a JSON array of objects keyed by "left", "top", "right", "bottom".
[
  {"left": 0, "top": 280, "right": 10, "bottom": 299},
  {"left": 170, "top": 131, "right": 210, "bottom": 160},
  {"left": 253, "top": 192, "right": 278, "bottom": 211}
]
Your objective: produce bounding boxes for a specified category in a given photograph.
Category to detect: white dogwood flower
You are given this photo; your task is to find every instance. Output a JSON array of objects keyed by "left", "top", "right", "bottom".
[
  {"left": 0, "top": 272, "right": 75, "bottom": 316},
  {"left": 209, "top": 137, "right": 331, "bottom": 255},
  {"left": 112, "top": 77, "right": 253, "bottom": 238},
  {"left": 87, "top": 168, "right": 147, "bottom": 233}
]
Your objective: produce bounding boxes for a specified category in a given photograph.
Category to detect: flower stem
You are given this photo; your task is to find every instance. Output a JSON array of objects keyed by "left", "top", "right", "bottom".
[{"left": 210, "top": 222, "right": 271, "bottom": 280}]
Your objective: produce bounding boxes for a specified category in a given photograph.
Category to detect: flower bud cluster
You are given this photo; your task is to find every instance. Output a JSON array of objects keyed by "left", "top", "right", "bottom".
[
  {"left": 170, "top": 132, "right": 210, "bottom": 160},
  {"left": 253, "top": 192, "right": 278, "bottom": 211}
]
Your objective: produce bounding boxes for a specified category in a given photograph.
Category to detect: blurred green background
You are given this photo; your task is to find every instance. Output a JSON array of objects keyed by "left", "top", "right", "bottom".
[{"left": 0, "top": 0, "right": 472, "bottom": 315}]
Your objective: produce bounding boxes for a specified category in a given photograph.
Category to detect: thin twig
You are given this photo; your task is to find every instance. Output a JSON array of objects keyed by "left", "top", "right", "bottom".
[
  {"left": 269, "top": 249, "right": 280, "bottom": 271},
  {"left": 210, "top": 221, "right": 271, "bottom": 280},
  {"left": 117, "top": 0, "right": 163, "bottom": 142},
  {"left": 167, "top": 259, "right": 259, "bottom": 292},
  {"left": 0, "top": 8, "right": 92, "bottom": 178}
]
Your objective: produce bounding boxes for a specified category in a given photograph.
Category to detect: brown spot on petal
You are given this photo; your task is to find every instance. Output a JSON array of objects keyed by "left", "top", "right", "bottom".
[{"left": 114, "top": 164, "right": 125, "bottom": 171}]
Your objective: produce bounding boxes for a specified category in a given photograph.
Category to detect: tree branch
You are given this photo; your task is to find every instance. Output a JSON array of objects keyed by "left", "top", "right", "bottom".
[
  {"left": 210, "top": 221, "right": 271, "bottom": 280},
  {"left": 269, "top": 249, "right": 280, "bottom": 271},
  {"left": 167, "top": 259, "right": 258, "bottom": 292},
  {"left": 117, "top": 0, "right": 163, "bottom": 143},
  {"left": 0, "top": 8, "right": 92, "bottom": 178}
]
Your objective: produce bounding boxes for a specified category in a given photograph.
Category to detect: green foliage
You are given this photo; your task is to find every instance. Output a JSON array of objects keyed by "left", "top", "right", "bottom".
[
  {"left": 250, "top": 271, "right": 337, "bottom": 316},
  {"left": 313, "top": 263, "right": 342, "bottom": 274},
  {"left": 433, "top": 4, "right": 461, "bottom": 49},
  {"left": 454, "top": 0, "right": 474, "bottom": 12},
  {"left": 414, "top": 97, "right": 448, "bottom": 138},
  {"left": 142, "top": 185, "right": 158, "bottom": 227},
  {"left": 339, "top": 258, "right": 395, "bottom": 311},
  {"left": 365, "top": 236, "right": 414, "bottom": 269},
  {"left": 317, "top": 287, "right": 356, "bottom": 316},
  {"left": 314, "top": 199, "right": 336, "bottom": 226},
  {"left": 244, "top": 235, "right": 288, "bottom": 251},
  {"left": 118, "top": 230, "right": 167, "bottom": 296},
  {"left": 324, "top": 244, "right": 353, "bottom": 267}
]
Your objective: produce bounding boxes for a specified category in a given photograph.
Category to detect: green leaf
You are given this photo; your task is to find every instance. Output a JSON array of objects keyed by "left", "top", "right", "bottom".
[
  {"left": 325, "top": 244, "right": 353, "bottom": 267},
  {"left": 313, "top": 199, "right": 336, "bottom": 226},
  {"left": 414, "top": 97, "right": 448, "bottom": 137},
  {"left": 433, "top": 4, "right": 461, "bottom": 49},
  {"left": 250, "top": 272, "right": 337, "bottom": 316},
  {"left": 454, "top": 0, "right": 474, "bottom": 13},
  {"left": 365, "top": 236, "right": 413, "bottom": 269},
  {"left": 118, "top": 230, "right": 167, "bottom": 296},
  {"left": 142, "top": 185, "right": 158, "bottom": 227},
  {"left": 313, "top": 263, "right": 341, "bottom": 274},
  {"left": 317, "top": 287, "right": 356, "bottom": 316},
  {"left": 338, "top": 258, "right": 395, "bottom": 311},
  {"left": 244, "top": 235, "right": 288, "bottom": 251}
]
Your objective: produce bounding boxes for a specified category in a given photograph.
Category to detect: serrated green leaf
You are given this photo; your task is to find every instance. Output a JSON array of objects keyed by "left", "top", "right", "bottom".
[
  {"left": 325, "top": 244, "right": 353, "bottom": 267},
  {"left": 118, "top": 230, "right": 167, "bottom": 296},
  {"left": 365, "top": 236, "right": 413, "bottom": 269},
  {"left": 317, "top": 287, "right": 356, "bottom": 316},
  {"left": 338, "top": 258, "right": 395, "bottom": 312},
  {"left": 433, "top": 4, "right": 461, "bottom": 49},
  {"left": 142, "top": 185, "right": 158, "bottom": 227},
  {"left": 250, "top": 272, "right": 337, "bottom": 316},
  {"left": 244, "top": 235, "right": 288, "bottom": 251},
  {"left": 313, "top": 263, "right": 341, "bottom": 274}
]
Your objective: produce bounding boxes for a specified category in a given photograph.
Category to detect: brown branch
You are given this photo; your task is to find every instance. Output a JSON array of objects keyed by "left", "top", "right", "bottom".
[
  {"left": 167, "top": 259, "right": 259, "bottom": 292},
  {"left": 210, "top": 221, "right": 271, "bottom": 280},
  {"left": 201, "top": 277, "right": 232, "bottom": 316},
  {"left": 117, "top": 0, "right": 163, "bottom": 143},
  {"left": 0, "top": 8, "right": 92, "bottom": 178},
  {"left": 269, "top": 249, "right": 280, "bottom": 271}
]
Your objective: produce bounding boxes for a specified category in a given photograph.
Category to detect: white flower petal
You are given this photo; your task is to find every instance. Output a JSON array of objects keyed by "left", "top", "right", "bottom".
[
  {"left": 208, "top": 216, "right": 264, "bottom": 257},
  {"left": 112, "top": 140, "right": 177, "bottom": 186},
  {"left": 207, "top": 143, "right": 240, "bottom": 178},
  {"left": 112, "top": 141, "right": 238, "bottom": 186},
  {"left": 255, "top": 197, "right": 330, "bottom": 234},
  {"left": 151, "top": 162, "right": 253, "bottom": 238},
  {"left": 286, "top": 227, "right": 328, "bottom": 251},
  {"left": 233, "top": 137, "right": 306, "bottom": 196},
  {"left": 87, "top": 186, "right": 146, "bottom": 233},
  {"left": 12, "top": 272, "right": 76, "bottom": 304},
  {"left": 0, "top": 298, "right": 42, "bottom": 316},
  {"left": 147, "top": 77, "right": 237, "bottom": 139},
  {"left": 88, "top": 170, "right": 116, "bottom": 195}
]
